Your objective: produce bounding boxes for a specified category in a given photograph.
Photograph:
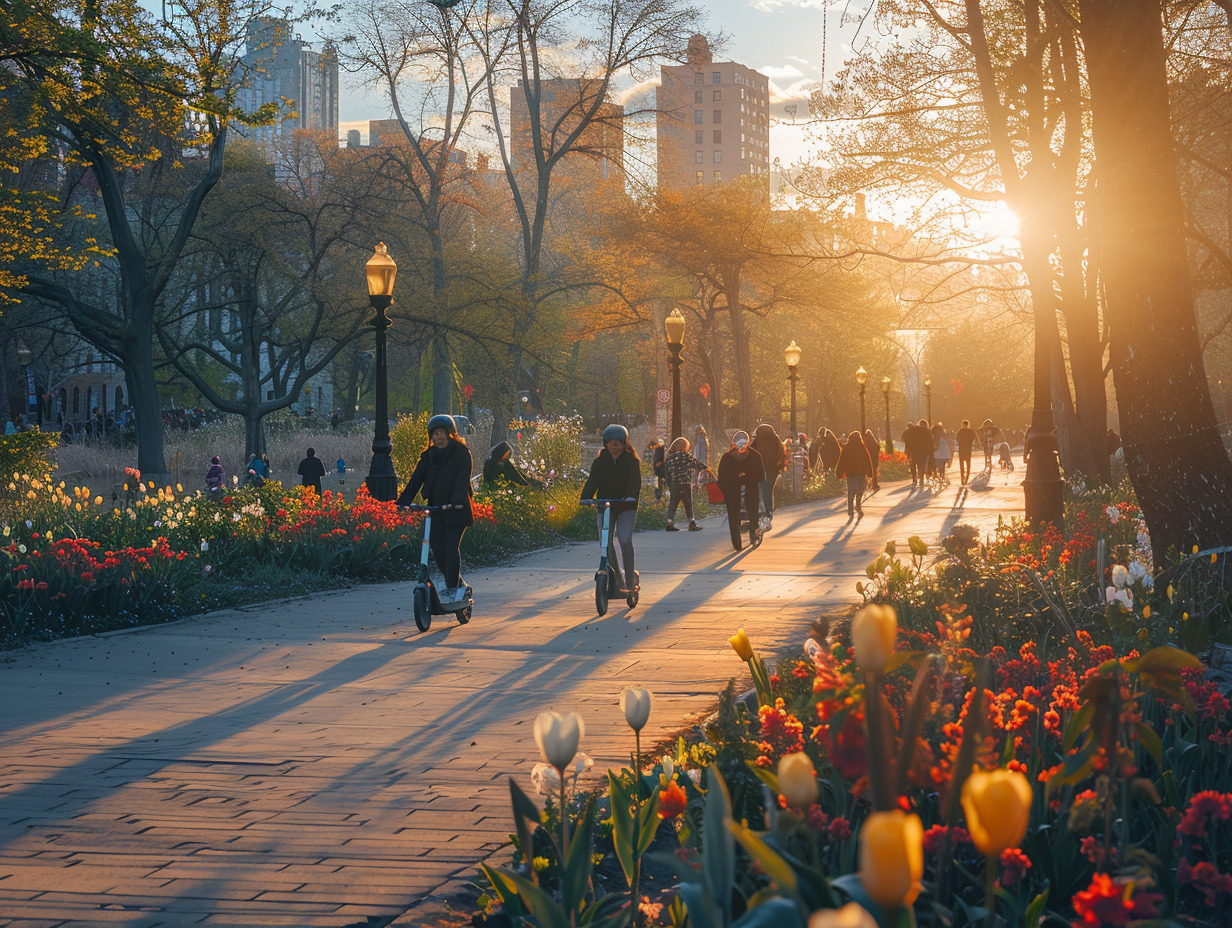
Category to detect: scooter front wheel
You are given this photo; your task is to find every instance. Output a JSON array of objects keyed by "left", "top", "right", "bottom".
[
  {"left": 456, "top": 602, "right": 472, "bottom": 625},
  {"left": 595, "top": 572, "right": 609, "bottom": 616},
  {"left": 413, "top": 585, "right": 432, "bottom": 632}
]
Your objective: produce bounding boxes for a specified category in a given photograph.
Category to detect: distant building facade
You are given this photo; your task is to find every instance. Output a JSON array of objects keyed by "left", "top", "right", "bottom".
[
  {"left": 509, "top": 77, "right": 625, "bottom": 188},
  {"left": 656, "top": 35, "right": 770, "bottom": 191},
  {"left": 236, "top": 17, "right": 339, "bottom": 145}
]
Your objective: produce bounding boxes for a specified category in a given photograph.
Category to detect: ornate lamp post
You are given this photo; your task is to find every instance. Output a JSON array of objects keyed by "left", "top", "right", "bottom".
[
  {"left": 364, "top": 242, "right": 398, "bottom": 501},
  {"left": 855, "top": 366, "right": 868, "bottom": 433},
  {"left": 923, "top": 375, "right": 933, "bottom": 424},
  {"left": 16, "top": 344, "right": 34, "bottom": 427},
  {"left": 881, "top": 376, "right": 893, "bottom": 454},
  {"left": 664, "top": 308, "right": 686, "bottom": 442},
  {"left": 784, "top": 340, "right": 801, "bottom": 436}
]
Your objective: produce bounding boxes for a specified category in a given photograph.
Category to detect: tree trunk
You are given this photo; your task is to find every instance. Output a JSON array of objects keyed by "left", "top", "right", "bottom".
[
  {"left": 244, "top": 410, "right": 267, "bottom": 461},
  {"left": 722, "top": 273, "right": 758, "bottom": 424},
  {"left": 432, "top": 336, "right": 452, "bottom": 415},
  {"left": 1081, "top": 0, "right": 1232, "bottom": 559},
  {"left": 122, "top": 332, "right": 166, "bottom": 478}
]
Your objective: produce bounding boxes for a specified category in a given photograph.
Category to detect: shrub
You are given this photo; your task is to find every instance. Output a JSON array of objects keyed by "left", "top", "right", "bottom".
[{"left": 391, "top": 412, "right": 431, "bottom": 484}]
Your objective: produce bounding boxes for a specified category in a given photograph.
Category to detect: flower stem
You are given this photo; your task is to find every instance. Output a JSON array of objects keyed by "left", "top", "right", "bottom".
[
  {"left": 559, "top": 769, "right": 569, "bottom": 865},
  {"left": 983, "top": 853, "right": 995, "bottom": 927},
  {"left": 632, "top": 729, "right": 642, "bottom": 928}
]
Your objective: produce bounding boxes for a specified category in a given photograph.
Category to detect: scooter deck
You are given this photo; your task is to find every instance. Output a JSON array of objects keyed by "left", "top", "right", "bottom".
[{"left": 427, "top": 583, "right": 473, "bottom": 615}]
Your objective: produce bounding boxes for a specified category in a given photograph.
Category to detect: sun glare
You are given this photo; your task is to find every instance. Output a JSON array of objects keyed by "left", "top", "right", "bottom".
[{"left": 974, "top": 203, "right": 1021, "bottom": 244}]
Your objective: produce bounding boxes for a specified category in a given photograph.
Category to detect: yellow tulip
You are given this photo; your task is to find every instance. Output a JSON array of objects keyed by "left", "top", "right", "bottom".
[
  {"left": 808, "top": 903, "right": 878, "bottom": 928},
  {"left": 94, "top": 496, "right": 102, "bottom": 506},
  {"left": 1193, "top": 544, "right": 1200, "bottom": 555},
  {"left": 777, "top": 752, "right": 819, "bottom": 809},
  {"left": 851, "top": 604, "right": 897, "bottom": 674},
  {"left": 961, "top": 768, "right": 1032, "bottom": 857},
  {"left": 1143, "top": 606, "right": 1150, "bottom": 620},
  {"left": 728, "top": 628, "right": 754, "bottom": 662},
  {"left": 859, "top": 810, "right": 923, "bottom": 909}
]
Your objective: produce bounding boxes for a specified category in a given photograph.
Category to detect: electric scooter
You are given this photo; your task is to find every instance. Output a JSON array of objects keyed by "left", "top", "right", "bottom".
[
  {"left": 581, "top": 499, "right": 640, "bottom": 616},
  {"left": 402, "top": 504, "right": 472, "bottom": 632}
]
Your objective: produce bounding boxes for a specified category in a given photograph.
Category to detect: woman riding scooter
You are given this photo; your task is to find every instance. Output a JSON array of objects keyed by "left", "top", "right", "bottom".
[
  {"left": 396, "top": 415, "right": 474, "bottom": 601},
  {"left": 580, "top": 424, "right": 641, "bottom": 593}
]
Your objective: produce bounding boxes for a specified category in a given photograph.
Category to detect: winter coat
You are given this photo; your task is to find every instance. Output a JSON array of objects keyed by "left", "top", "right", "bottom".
[
  {"left": 482, "top": 441, "right": 531, "bottom": 487},
  {"left": 821, "top": 430, "right": 842, "bottom": 470},
  {"left": 934, "top": 435, "right": 953, "bottom": 463},
  {"left": 205, "top": 463, "right": 225, "bottom": 492},
  {"left": 397, "top": 438, "right": 475, "bottom": 528},
  {"left": 651, "top": 445, "right": 666, "bottom": 479},
  {"left": 862, "top": 431, "right": 881, "bottom": 474},
  {"left": 581, "top": 448, "right": 641, "bottom": 517},
  {"left": 695, "top": 433, "right": 709, "bottom": 466},
  {"left": 665, "top": 450, "right": 708, "bottom": 487},
  {"left": 905, "top": 424, "right": 932, "bottom": 460},
  {"left": 717, "top": 447, "right": 764, "bottom": 498},
  {"left": 835, "top": 439, "right": 873, "bottom": 479},
  {"left": 297, "top": 455, "right": 326, "bottom": 491},
  {"left": 751, "top": 425, "right": 785, "bottom": 475},
  {"left": 956, "top": 426, "right": 977, "bottom": 456}
]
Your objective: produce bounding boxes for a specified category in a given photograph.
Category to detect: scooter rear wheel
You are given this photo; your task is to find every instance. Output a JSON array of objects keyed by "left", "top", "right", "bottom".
[
  {"left": 595, "top": 572, "right": 609, "bottom": 616},
  {"left": 413, "top": 585, "right": 432, "bottom": 632},
  {"left": 457, "top": 603, "right": 471, "bottom": 625}
]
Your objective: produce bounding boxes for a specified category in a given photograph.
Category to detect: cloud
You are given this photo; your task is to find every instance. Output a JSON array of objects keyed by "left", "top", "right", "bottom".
[
  {"left": 748, "top": 0, "right": 827, "bottom": 11},
  {"left": 759, "top": 64, "right": 804, "bottom": 80}
]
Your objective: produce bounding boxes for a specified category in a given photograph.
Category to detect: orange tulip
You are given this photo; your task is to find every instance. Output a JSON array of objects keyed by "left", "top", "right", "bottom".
[
  {"left": 658, "top": 779, "right": 688, "bottom": 819},
  {"left": 859, "top": 810, "right": 923, "bottom": 909},
  {"left": 961, "top": 768, "right": 1033, "bottom": 857}
]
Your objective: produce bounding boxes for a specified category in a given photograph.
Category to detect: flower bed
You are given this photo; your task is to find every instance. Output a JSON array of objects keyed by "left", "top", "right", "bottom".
[{"left": 472, "top": 484, "right": 1232, "bottom": 928}]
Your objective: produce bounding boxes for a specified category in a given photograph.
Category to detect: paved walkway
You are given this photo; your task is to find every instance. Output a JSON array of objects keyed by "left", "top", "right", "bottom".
[{"left": 0, "top": 474, "right": 1023, "bottom": 927}]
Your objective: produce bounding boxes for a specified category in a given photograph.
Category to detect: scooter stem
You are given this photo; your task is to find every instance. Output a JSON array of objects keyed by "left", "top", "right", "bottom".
[{"left": 419, "top": 510, "right": 432, "bottom": 582}]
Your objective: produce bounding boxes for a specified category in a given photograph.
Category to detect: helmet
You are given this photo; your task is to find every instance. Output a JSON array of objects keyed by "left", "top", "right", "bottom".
[
  {"left": 602, "top": 424, "right": 629, "bottom": 444},
  {"left": 427, "top": 414, "right": 457, "bottom": 436}
]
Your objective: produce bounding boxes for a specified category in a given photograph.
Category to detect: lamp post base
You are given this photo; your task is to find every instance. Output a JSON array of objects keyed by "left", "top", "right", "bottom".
[
  {"left": 1023, "top": 422, "right": 1064, "bottom": 527},
  {"left": 366, "top": 451, "right": 398, "bottom": 502}
]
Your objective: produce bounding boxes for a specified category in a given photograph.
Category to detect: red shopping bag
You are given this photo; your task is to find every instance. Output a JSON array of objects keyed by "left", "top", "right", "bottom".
[{"left": 705, "top": 481, "right": 725, "bottom": 504}]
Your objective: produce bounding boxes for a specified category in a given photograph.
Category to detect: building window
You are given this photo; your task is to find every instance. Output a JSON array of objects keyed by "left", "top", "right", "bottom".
[
  {"left": 712, "top": 71, "right": 721, "bottom": 83},
  {"left": 713, "top": 110, "right": 722, "bottom": 123},
  {"left": 713, "top": 150, "right": 722, "bottom": 163},
  {"left": 695, "top": 150, "right": 704, "bottom": 163},
  {"left": 694, "top": 71, "right": 703, "bottom": 84},
  {"left": 713, "top": 89, "right": 721, "bottom": 102},
  {"left": 695, "top": 170, "right": 704, "bottom": 185},
  {"left": 713, "top": 130, "right": 722, "bottom": 143},
  {"left": 694, "top": 109, "right": 703, "bottom": 124},
  {"left": 714, "top": 170, "right": 722, "bottom": 182},
  {"left": 695, "top": 130, "right": 704, "bottom": 143},
  {"left": 694, "top": 90, "right": 702, "bottom": 103}
]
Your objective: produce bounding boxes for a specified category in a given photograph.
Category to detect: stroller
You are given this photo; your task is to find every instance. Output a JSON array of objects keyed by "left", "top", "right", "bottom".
[{"left": 997, "top": 441, "right": 1015, "bottom": 472}]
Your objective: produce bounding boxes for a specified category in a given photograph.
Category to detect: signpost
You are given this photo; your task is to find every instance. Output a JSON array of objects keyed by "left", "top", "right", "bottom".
[{"left": 656, "top": 388, "right": 670, "bottom": 444}]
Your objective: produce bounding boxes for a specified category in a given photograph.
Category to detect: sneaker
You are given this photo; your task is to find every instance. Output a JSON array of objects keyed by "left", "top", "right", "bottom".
[
  {"left": 688, "top": 521, "right": 702, "bottom": 531},
  {"left": 666, "top": 523, "right": 679, "bottom": 532}
]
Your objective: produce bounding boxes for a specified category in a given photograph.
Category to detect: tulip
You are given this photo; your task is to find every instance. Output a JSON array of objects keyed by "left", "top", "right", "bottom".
[
  {"left": 778, "top": 752, "right": 819, "bottom": 809},
  {"left": 808, "top": 903, "right": 878, "bottom": 928},
  {"left": 961, "top": 768, "right": 1033, "bottom": 857},
  {"left": 859, "top": 810, "right": 923, "bottom": 909},
  {"left": 851, "top": 604, "right": 897, "bottom": 674},
  {"left": 658, "top": 779, "right": 688, "bottom": 819},
  {"left": 533, "top": 711, "right": 584, "bottom": 772},
  {"left": 621, "top": 687, "right": 652, "bottom": 732},
  {"left": 728, "top": 628, "right": 754, "bottom": 661}
]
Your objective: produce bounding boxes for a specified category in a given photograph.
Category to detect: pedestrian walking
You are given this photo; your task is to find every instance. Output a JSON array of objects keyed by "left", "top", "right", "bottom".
[
  {"left": 397, "top": 415, "right": 475, "bottom": 602},
  {"left": 648, "top": 439, "right": 666, "bottom": 501},
  {"left": 862, "top": 429, "right": 882, "bottom": 492},
  {"left": 716, "top": 431, "right": 764, "bottom": 551},
  {"left": 694, "top": 425, "right": 709, "bottom": 467},
  {"left": 663, "top": 436, "right": 710, "bottom": 531},
  {"left": 819, "top": 428, "right": 842, "bottom": 479},
  {"left": 297, "top": 447, "right": 327, "bottom": 496},
  {"left": 956, "top": 419, "right": 976, "bottom": 485},
  {"left": 260, "top": 453, "right": 272, "bottom": 479},
  {"left": 205, "top": 455, "right": 225, "bottom": 496},
  {"left": 979, "top": 419, "right": 1000, "bottom": 474},
  {"left": 751, "top": 423, "right": 785, "bottom": 520},
  {"left": 835, "top": 431, "right": 874, "bottom": 521},
  {"left": 933, "top": 428, "right": 953, "bottom": 484}
]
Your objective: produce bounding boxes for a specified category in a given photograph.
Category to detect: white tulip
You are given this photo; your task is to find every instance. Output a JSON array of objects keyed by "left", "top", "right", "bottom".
[
  {"left": 533, "top": 711, "right": 584, "bottom": 771},
  {"left": 620, "top": 687, "right": 652, "bottom": 732}
]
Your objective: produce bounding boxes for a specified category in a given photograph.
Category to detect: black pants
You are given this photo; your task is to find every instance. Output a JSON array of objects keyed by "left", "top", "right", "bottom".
[
  {"left": 724, "top": 483, "right": 760, "bottom": 550},
  {"left": 596, "top": 509, "right": 637, "bottom": 589},
  {"left": 909, "top": 457, "right": 922, "bottom": 485},
  {"left": 430, "top": 522, "right": 467, "bottom": 588},
  {"left": 667, "top": 484, "right": 694, "bottom": 522},
  {"left": 959, "top": 453, "right": 972, "bottom": 483}
]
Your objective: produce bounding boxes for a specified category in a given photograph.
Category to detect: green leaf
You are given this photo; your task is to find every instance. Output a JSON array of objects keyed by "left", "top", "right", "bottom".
[
  {"left": 563, "top": 795, "right": 596, "bottom": 916},
  {"left": 908, "top": 534, "right": 928, "bottom": 556},
  {"left": 678, "top": 881, "right": 720, "bottom": 928},
  {"left": 479, "top": 864, "right": 524, "bottom": 911},
  {"left": 727, "top": 819, "right": 798, "bottom": 893},
  {"left": 1025, "top": 888, "right": 1050, "bottom": 928},
  {"left": 745, "top": 760, "right": 781, "bottom": 796},
  {"left": 1135, "top": 722, "right": 1164, "bottom": 770},
  {"left": 637, "top": 789, "right": 661, "bottom": 856},
  {"left": 884, "top": 540, "right": 897, "bottom": 557},
  {"left": 703, "top": 765, "right": 735, "bottom": 922},
  {"left": 504, "top": 869, "right": 572, "bottom": 928},
  {"left": 1063, "top": 701, "right": 1095, "bottom": 752},
  {"left": 509, "top": 777, "right": 543, "bottom": 882},
  {"left": 732, "top": 897, "right": 806, "bottom": 928},
  {"left": 607, "top": 772, "right": 635, "bottom": 884}
]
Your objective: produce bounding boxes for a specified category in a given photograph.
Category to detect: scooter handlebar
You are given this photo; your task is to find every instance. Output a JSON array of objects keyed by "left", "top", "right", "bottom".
[
  {"left": 398, "top": 503, "right": 458, "bottom": 512},
  {"left": 580, "top": 498, "right": 633, "bottom": 505}
]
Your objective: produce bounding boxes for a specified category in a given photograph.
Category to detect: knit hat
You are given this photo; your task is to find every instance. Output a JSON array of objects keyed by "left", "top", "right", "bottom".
[{"left": 732, "top": 431, "right": 749, "bottom": 450}]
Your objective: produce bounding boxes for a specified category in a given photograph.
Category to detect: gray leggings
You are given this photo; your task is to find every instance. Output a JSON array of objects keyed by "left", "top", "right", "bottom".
[{"left": 597, "top": 509, "right": 637, "bottom": 588}]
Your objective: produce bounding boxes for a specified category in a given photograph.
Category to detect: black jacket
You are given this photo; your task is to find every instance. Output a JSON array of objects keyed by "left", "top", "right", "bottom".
[
  {"left": 482, "top": 441, "right": 533, "bottom": 486},
  {"left": 717, "top": 447, "right": 764, "bottom": 496},
  {"left": 297, "top": 455, "right": 326, "bottom": 489},
  {"left": 397, "top": 439, "right": 475, "bottom": 528},
  {"left": 581, "top": 448, "right": 641, "bottom": 516},
  {"left": 751, "top": 426, "right": 785, "bottom": 475}
]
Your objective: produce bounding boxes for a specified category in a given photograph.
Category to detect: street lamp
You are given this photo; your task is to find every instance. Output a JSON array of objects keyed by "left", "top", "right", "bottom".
[
  {"left": 923, "top": 376, "right": 932, "bottom": 424},
  {"left": 784, "top": 340, "right": 801, "bottom": 436},
  {"left": 665, "top": 308, "right": 686, "bottom": 442},
  {"left": 363, "top": 242, "right": 398, "bottom": 502},
  {"left": 855, "top": 365, "right": 868, "bottom": 433},
  {"left": 881, "top": 376, "right": 893, "bottom": 454},
  {"left": 15, "top": 344, "right": 34, "bottom": 428}
]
